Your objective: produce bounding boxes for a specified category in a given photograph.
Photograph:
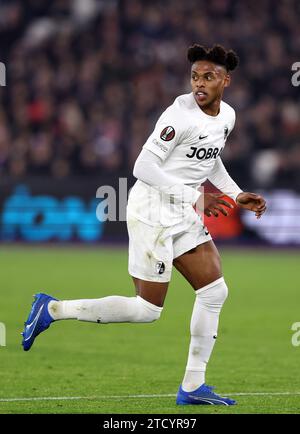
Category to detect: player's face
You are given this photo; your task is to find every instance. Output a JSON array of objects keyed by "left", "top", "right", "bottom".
[{"left": 191, "top": 61, "right": 230, "bottom": 112}]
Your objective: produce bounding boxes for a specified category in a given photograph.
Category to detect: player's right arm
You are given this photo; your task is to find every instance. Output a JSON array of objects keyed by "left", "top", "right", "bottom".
[
  {"left": 133, "top": 108, "right": 200, "bottom": 205},
  {"left": 142, "top": 107, "right": 183, "bottom": 161},
  {"left": 133, "top": 149, "right": 200, "bottom": 205}
]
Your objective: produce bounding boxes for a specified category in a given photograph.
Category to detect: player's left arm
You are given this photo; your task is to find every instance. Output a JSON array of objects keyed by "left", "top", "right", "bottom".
[
  {"left": 208, "top": 157, "right": 267, "bottom": 219},
  {"left": 235, "top": 191, "right": 266, "bottom": 219}
]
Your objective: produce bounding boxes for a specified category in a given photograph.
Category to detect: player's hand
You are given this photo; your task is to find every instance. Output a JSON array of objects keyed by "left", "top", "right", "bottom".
[
  {"left": 236, "top": 192, "right": 267, "bottom": 219},
  {"left": 196, "top": 193, "right": 234, "bottom": 217}
]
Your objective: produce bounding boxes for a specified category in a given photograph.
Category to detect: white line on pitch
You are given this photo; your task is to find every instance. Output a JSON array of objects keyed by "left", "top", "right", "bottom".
[
  {"left": 1, "top": 392, "right": 300, "bottom": 403},
  {"left": 0, "top": 394, "right": 175, "bottom": 403}
]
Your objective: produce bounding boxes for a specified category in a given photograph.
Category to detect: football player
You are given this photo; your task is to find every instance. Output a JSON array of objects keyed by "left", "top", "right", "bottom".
[{"left": 22, "top": 44, "right": 266, "bottom": 406}]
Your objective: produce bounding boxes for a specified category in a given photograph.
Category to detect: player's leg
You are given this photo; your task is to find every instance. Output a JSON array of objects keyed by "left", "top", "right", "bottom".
[
  {"left": 173, "top": 240, "right": 222, "bottom": 290},
  {"left": 22, "top": 279, "right": 168, "bottom": 351},
  {"left": 48, "top": 277, "right": 168, "bottom": 323},
  {"left": 46, "top": 218, "right": 171, "bottom": 322},
  {"left": 173, "top": 240, "right": 235, "bottom": 405},
  {"left": 132, "top": 277, "right": 168, "bottom": 307},
  {"left": 22, "top": 216, "right": 171, "bottom": 350},
  {"left": 173, "top": 240, "right": 223, "bottom": 390}
]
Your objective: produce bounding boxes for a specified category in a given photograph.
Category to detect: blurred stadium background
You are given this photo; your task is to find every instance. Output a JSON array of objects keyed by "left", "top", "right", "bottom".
[{"left": 0, "top": 0, "right": 300, "bottom": 245}]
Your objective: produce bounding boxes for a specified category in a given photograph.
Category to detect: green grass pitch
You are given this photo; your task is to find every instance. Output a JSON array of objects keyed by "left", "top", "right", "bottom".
[{"left": 0, "top": 246, "right": 300, "bottom": 414}]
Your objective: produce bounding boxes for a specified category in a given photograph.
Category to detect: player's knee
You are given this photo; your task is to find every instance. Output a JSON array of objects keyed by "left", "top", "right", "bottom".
[
  {"left": 136, "top": 296, "right": 163, "bottom": 322},
  {"left": 196, "top": 277, "right": 228, "bottom": 310},
  {"left": 213, "top": 278, "right": 228, "bottom": 305}
]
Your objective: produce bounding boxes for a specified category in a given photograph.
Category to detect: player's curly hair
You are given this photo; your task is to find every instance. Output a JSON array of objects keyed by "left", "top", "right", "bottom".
[{"left": 187, "top": 44, "right": 239, "bottom": 71}]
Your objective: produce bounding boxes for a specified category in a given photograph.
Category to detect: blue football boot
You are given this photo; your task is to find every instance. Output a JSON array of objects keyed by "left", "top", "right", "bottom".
[
  {"left": 176, "top": 383, "right": 236, "bottom": 405},
  {"left": 22, "top": 293, "right": 57, "bottom": 351}
]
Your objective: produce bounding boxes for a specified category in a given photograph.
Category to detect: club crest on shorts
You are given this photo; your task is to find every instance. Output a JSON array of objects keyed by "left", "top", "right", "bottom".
[
  {"left": 160, "top": 126, "right": 175, "bottom": 141},
  {"left": 155, "top": 261, "right": 165, "bottom": 274}
]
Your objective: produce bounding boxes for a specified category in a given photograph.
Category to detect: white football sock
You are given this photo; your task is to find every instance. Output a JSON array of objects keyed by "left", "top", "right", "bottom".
[
  {"left": 48, "top": 295, "right": 162, "bottom": 323},
  {"left": 182, "top": 277, "right": 228, "bottom": 392}
]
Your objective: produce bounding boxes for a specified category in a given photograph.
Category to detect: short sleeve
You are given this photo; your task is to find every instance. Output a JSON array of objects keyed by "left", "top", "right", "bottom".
[{"left": 143, "top": 107, "right": 185, "bottom": 161}]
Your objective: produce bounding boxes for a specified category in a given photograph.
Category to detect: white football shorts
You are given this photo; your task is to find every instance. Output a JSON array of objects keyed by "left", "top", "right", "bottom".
[{"left": 127, "top": 210, "right": 212, "bottom": 283}]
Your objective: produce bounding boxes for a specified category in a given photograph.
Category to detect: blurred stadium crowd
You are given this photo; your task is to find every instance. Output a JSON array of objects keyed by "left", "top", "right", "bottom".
[{"left": 0, "top": 0, "right": 299, "bottom": 190}]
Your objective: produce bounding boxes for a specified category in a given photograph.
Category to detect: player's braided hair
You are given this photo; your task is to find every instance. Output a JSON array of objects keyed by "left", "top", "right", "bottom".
[{"left": 187, "top": 44, "right": 239, "bottom": 71}]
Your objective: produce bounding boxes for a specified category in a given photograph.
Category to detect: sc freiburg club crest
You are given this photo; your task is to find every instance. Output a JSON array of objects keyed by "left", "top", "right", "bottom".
[
  {"left": 160, "top": 126, "right": 175, "bottom": 141},
  {"left": 155, "top": 261, "right": 165, "bottom": 275}
]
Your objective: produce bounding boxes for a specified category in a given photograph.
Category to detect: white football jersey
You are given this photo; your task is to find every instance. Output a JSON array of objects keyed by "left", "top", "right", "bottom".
[
  {"left": 128, "top": 92, "right": 237, "bottom": 226},
  {"left": 143, "top": 92, "right": 235, "bottom": 186}
]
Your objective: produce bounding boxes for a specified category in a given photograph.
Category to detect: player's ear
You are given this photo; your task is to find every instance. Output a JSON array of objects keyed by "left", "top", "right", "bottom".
[{"left": 224, "top": 73, "right": 231, "bottom": 88}]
